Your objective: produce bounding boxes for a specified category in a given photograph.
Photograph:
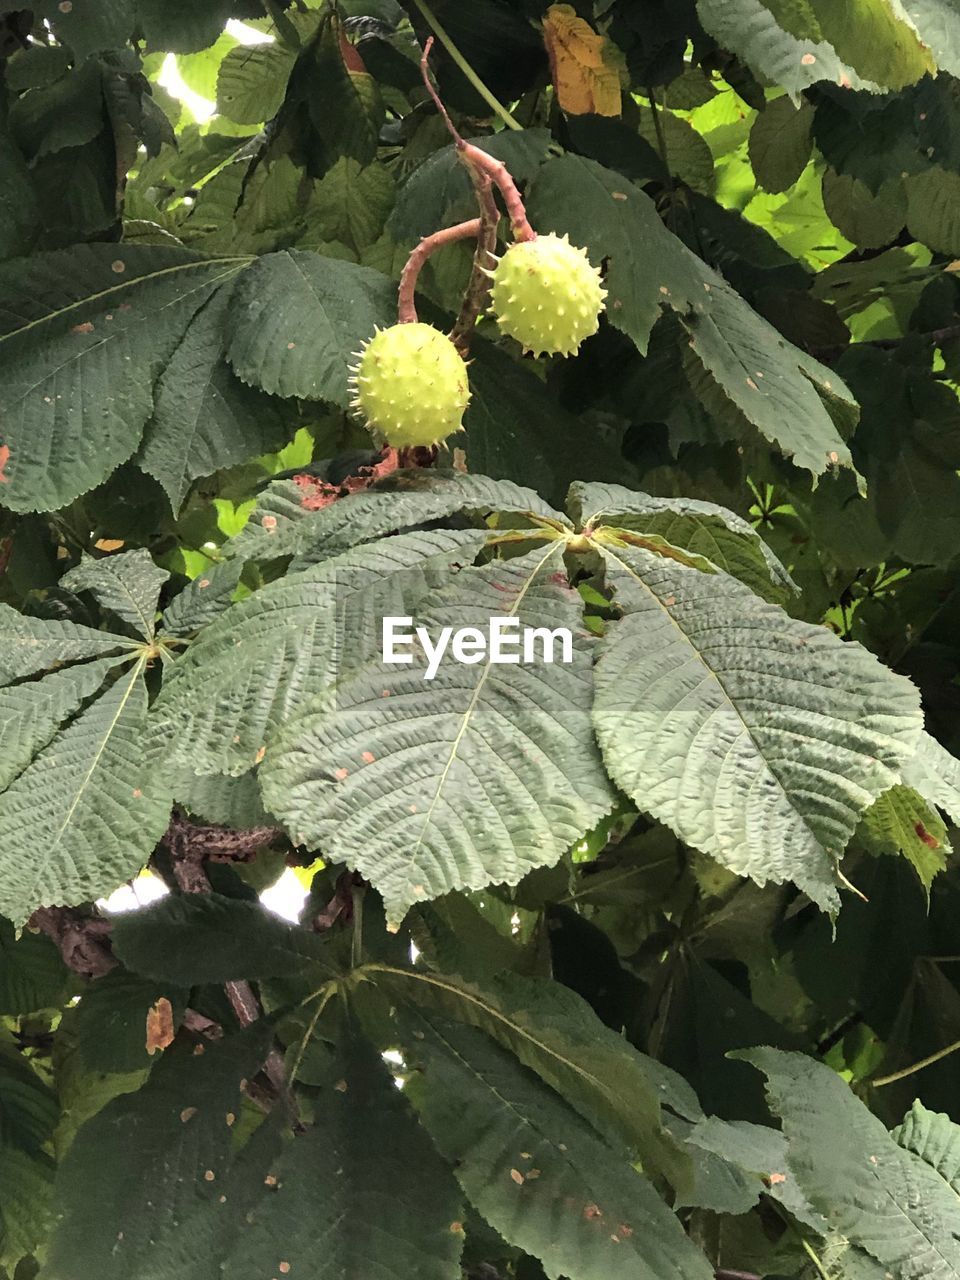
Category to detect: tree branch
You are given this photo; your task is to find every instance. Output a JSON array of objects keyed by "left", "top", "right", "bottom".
[
  {"left": 29, "top": 906, "right": 116, "bottom": 979},
  {"left": 398, "top": 218, "right": 482, "bottom": 324}
]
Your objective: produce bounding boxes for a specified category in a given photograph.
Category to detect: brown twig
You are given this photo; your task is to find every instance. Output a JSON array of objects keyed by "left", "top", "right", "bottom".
[
  {"left": 29, "top": 906, "right": 116, "bottom": 979},
  {"left": 398, "top": 218, "right": 482, "bottom": 324},
  {"left": 451, "top": 158, "right": 500, "bottom": 352},
  {"left": 420, "top": 37, "right": 536, "bottom": 243}
]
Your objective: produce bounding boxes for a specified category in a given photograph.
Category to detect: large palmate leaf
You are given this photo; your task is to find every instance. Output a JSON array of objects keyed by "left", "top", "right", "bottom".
[
  {"left": 0, "top": 657, "right": 172, "bottom": 925},
  {"left": 398, "top": 1013, "right": 714, "bottom": 1280},
  {"left": 527, "top": 155, "right": 858, "bottom": 480},
  {"left": 569, "top": 480, "right": 796, "bottom": 601},
  {"left": 593, "top": 545, "right": 923, "bottom": 910},
  {"left": 229, "top": 470, "right": 567, "bottom": 568},
  {"left": 0, "top": 656, "right": 123, "bottom": 793},
  {"left": 260, "top": 546, "right": 615, "bottom": 921},
  {"left": 157, "top": 528, "right": 489, "bottom": 776},
  {"left": 0, "top": 603, "right": 128, "bottom": 683},
  {"left": 138, "top": 288, "right": 293, "bottom": 512},
  {"left": 0, "top": 245, "right": 248, "bottom": 511},
  {"left": 45, "top": 1025, "right": 274, "bottom": 1280},
  {"left": 160, "top": 559, "right": 245, "bottom": 636},
  {"left": 225, "top": 249, "right": 395, "bottom": 404},
  {"left": 61, "top": 550, "right": 169, "bottom": 640},
  {"left": 221, "top": 1038, "right": 464, "bottom": 1280},
  {"left": 743, "top": 1048, "right": 960, "bottom": 1279},
  {"left": 696, "top": 0, "right": 932, "bottom": 95}
]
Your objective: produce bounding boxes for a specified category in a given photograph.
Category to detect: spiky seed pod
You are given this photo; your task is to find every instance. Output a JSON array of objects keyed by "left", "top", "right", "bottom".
[
  {"left": 489, "top": 232, "right": 606, "bottom": 357},
  {"left": 349, "top": 322, "right": 470, "bottom": 448}
]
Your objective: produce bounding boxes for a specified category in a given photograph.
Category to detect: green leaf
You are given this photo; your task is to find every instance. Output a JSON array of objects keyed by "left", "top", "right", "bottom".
[
  {"left": 61, "top": 550, "right": 169, "bottom": 640},
  {"left": 388, "top": 129, "right": 553, "bottom": 243},
  {"left": 0, "top": 136, "right": 38, "bottom": 263},
  {"left": 222, "top": 1037, "right": 464, "bottom": 1280},
  {"left": 857, "top": 784, "right": 949, "bottom": 895},
  {"left": 160, "top": 559, "right": 244, "bottom": 636},
  {"left": 45, "top": 1025, "right": 274, "bottom": 1280},
  {"left": 0, "top": 1143, "right": 54, "bottom": 1270},
  {"left": 8, "top": 61, "right": 106, "bottom": 163},
  {"left": 261, "top": 546, "right": 615, "bottom": 921},
  {"left": 156, "top": 529, "right": 489, "bottom": 776},
  {"left": 592, "top": 545, "right": 923, "bottom": 911},
  {"left": 65, "top": 969, "right": 186, "bottom": 1074},
  {"left": 463, "top": 337, "right": 631, "bottom": 506},
  {"left": 304, "top": 157, "right": 396, "bottom": 255},
  {"left": 366, "top": 962, "right": 699, "bottom": 1184},
  {"left": 636, "top": 107, "right": 715, "bottom": 194},
  {"left": 36, "top": 0, "right": 135, "bottom": 61},
  {"left": 906, "top": 166, "right": 960, "bottom": 253},
  {"left": 216, "top": 36, "right": 301, "bottom": 124},
  {"left": 0, "top": 658, "right": 172, "bottom": 926},
  {"left": 292, "top": 13, "right": 383, "bottom": 179},
  {"left": 0, "top": 917, "right": 67, "bottom": 1014},
  {"left": 748, "top": 96, "right": 814, "bottom": 193},
  {"left": 569, "top": 481, "right": 796, "bottom": 602},
  {"left": 742, "top": 1047, "right": 960, "bottom": 1278},
  {"left": 822, "top": 170, "right": 906, "bottom": 249},
  {"left": 0, "top": 1036, "right": 57, "bottom": 1269},
  {"left": 229, "top": 470, "right": 566, "bottom": 569},
  {"left": 685, "top": 1114, "right": 825, "bottom": 1229},
  {"left": 0, "top": 655, "right": 122, "bottom": 792},
  {"left": 0, "top": 604, "right": 128, "bottom": 685},
  {"left": 225, "top": 249, "right": 395, "bottom": 404},
  {"left": 527, "top": 155, "right": 857, "bottom": 481},
  {"left": 902, "top": 732, "right": 960, "bottom": 826},
  {"left": 894, "top": 1099, "right": 960, "bottom": 1191},
  {"left": 0, "top": 245, "right": 249, "bottom": 512},
  {"left": 0, "top": 1035, "right": 58, "bottom": 1151},
  {"left": 139, "top": 288, "right": 292, "bottom": 512},
  {"left": 112, "top": 894, "right": 337, "bottom": 986},
  {"left": 171, "top": 766, "right": 272, "bottom": 829},
  {"left": 906, "top": 0, "right": 960, "bottom": 76},
  {"left": 397, "top": 1012, "right": 713, "bottom": 1280},
  {"left": 696, "top": 0, "right": 932, "bottom": 95},
  {"left": 137, "top": 0, "right": 236, "bottom": 54}
]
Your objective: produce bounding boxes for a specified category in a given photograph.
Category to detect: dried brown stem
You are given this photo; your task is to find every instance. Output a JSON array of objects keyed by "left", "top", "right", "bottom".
[
  {"left": 30, "top": 905, "right": 116, "bottom": 979},
  {"left": 451, "top": 157, "right": 501, "bottom": 353},
  {"left": 398, "top": 218, "right": 482, "bottom": 324},
  {"left": 419, "top": 37, "right": 535, "bottom": 242}
]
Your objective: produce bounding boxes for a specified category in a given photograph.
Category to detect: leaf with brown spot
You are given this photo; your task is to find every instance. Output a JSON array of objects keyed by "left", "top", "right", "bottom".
[{"left": 145, "top": 996, "right": 175, "bottom": 1055}]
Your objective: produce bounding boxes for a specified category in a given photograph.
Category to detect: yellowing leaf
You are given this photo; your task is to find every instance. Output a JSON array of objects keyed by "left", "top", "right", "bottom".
[
  {"left": 542, "top": 4, "right": 622, "bottom": 118},
  {"left": 145, "top": 997, "right": 175, "bottom": 1055}
]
